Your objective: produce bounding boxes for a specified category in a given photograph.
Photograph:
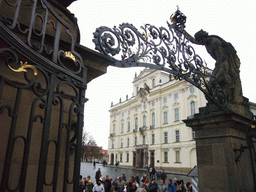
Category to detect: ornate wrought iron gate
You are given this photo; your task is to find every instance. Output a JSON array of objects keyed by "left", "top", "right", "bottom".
[{"left": 0, "top": 0, "right": 86, "bottom": 191}]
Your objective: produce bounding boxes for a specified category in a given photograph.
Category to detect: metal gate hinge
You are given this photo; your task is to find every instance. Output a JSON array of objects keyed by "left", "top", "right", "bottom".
[{"left": 234, "top": 144, "right": 249, "bottom": 163}]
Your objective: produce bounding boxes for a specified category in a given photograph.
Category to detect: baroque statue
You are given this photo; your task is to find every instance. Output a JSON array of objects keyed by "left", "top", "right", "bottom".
[{"left": 187, "top": 30, "right": 245, "bottom": 105}]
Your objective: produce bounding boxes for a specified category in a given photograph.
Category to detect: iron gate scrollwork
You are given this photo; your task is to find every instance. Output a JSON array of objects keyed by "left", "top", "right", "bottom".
[
  {"left": 0, "top": 0, "right": 86, "bottom": 191},
  {"left": 93, "top": 8, "right": 227, "bottom": 110}
]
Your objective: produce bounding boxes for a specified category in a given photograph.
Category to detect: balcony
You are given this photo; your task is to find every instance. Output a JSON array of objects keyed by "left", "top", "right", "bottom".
[
  {"left": 139, "top": 126, "right": 147, "bottom": 131},
  {"left": 139, "top": 126, "right": 147, "bottom": 135},
  {"left": 150, "top": 125, "right": 155, "bottom": 129},
  {"left": 133, "top": 129, "right": 138, "bottom": 133},
  {"left": 110, "top": 133, "right": 116, "bottom": 137}
]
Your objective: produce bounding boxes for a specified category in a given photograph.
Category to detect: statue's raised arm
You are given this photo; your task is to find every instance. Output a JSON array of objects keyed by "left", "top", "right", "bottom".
[{"left": 175, "top": 16, "right": 246, "bottom": 105}]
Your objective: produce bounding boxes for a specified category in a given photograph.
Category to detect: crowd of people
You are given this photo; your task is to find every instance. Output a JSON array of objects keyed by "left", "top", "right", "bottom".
[{"left": 79, "top": 167, "right": 192, "bottom": 192}]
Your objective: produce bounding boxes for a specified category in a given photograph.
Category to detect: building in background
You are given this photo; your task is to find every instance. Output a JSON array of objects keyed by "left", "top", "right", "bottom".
[{"left": 108, "top": 68, "right": 207, "bottom": 172}]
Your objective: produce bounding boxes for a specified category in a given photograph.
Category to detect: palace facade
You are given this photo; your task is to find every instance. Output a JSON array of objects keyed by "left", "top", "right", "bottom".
[{"left": 108, "top": 69, "right": 207, "bottom": 172}]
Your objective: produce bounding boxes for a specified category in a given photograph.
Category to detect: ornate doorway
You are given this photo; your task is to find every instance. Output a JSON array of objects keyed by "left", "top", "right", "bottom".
[{"left": 150, "top": 151, "right": 155, "bottom": 167}]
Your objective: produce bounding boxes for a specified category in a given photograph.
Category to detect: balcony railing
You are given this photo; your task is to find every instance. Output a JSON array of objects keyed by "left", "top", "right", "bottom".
[
  {"left": 150, "top": 125, "right": 155, "bottom": 129},
  {"left": 139, "top": 126, "right": 147, "bottom": 131}
]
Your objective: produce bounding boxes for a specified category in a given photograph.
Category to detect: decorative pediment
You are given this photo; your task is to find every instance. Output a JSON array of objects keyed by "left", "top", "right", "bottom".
[
  {"left": 172, "top": 100, "right": 180, "bottom": 107},
  {"left": 162, "top": 103, "right": 168, "bottom": 110},
  {"left": 150, "top": 107, "right": 155, "bottom": 112},
  {"left": 187, "top": 94, "right": 197, "bottom": 100},
  {"left": 142, "top": 110, "right": 147, "bottom": 114}
]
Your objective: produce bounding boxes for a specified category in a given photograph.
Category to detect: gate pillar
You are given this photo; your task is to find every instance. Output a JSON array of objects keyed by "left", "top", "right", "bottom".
[
  {"left": 184, "top": 104, "right": 254, "bottom": 192},
  {"left": 0, "top": 0, "right": 111, "bottom": 191}
]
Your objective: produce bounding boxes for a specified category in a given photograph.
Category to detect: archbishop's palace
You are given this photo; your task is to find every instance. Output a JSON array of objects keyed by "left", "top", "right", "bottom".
[{"left": 108, "top": 68, "right": 207, "bottom": 172}]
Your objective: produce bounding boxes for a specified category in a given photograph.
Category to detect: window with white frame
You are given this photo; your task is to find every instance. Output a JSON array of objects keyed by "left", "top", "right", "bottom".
[
  {"left": 175, "top": 130, "right": 180, "bottom": 142},
  {"left": 120, "top": 153, "right": 123, "bottom": 162},
  {"left": 192, "top": 130, "right": 195, "bottom": 140},
  {"left": 190, "top": 101, "right": 195, "bottom": 116},
  {"left": 152, "top": 78, "right": 155, "bottom": 88},
  {"left": 163, "top": 97, "right": 167, "bottom": 103},
  {"left": 128, "top": 110, "right": 130, "bottom": 117},
  {"left": 143, "top": 103, "right": 147, "bottom": 110},
  {"left": 164, "top": 151, "right": 168, "bottom": 162},
  {"left": 143, "top": 135, "right": 145, "bottom": 145},
  {"left": 112, "top": 140, "right": 114, "bottom": 149},
  {"left": 152, "top": 134, "right": 155, "bottom": 145},
  {"left": 164, "top": 111, "right": 168, "bottom": 124},
  {"left": 175, "top": 151, "right": 180, "bottom": 162},
  {"left": 121, "top": 139, "right": 123, "bottom": 148},
  {"left": 135, "top": 136, "right": 137, "bottom": 146},
  {"left": 127, "top": 122, "right": 130, "bottom": 132},
  {"left": 126, "top": 153, "right": 129, "bottom": 162},
  {"left": 174, "top": 93, "right": 178, "bottom": 99},
  {"left": 135, "top": 117, "right": 138, "bottom": 131},
  {"left": 113, "top": 124, "right": 115, "bottom": 133},
  {"left": 143, "top": 115, "right": 146, "bottom": 127},
  {"left": 190, "top": 87, "right": 195, "bottom": 93},
  {"left": 164, "top": 132, "right": 168, "bottom": 143},
  {"left": 121, "top": 123, "right": 124, "bottom": 133},
  {"left": 122, "top": 112, "right": 124, "bottom": 119},
  {"left": 152, "top": 101, "right": 155, "bottom": 106},
  {"left": 152, "top": 112, "right": 155, "bottom": 126},
  {"left": 127, "top": 138, "right": 130, "bottom": 147},
  {"left": 175, "top": 108, "right": 179, "bottom": 121}
]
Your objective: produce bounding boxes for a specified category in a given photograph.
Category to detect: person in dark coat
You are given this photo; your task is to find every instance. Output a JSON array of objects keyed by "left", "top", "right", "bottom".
[
  {"left": 95, "top": 168, "right": 101, "bottom": 183},
  {"left": 160, "top": 170, "right": 167, "bottom": 184},
  {"left": 105, "top": 175, "right": 112, "bottom": 192},
  {"left": 122, "top": 174, "right": 127, "bottom": 182},
  {"left": 152, "top": 168, "right": 156, "bottom": 180},
  {"left": 148, "top": 179, "right": 158, "bottom": 192},
  {"left": 135, "top": 173, "right": 140, "bottom": 186}
]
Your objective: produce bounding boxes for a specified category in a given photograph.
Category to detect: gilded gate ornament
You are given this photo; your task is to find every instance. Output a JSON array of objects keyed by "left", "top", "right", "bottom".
[{"left": 8, "top": 61, "right": 38, "bottom": 76}]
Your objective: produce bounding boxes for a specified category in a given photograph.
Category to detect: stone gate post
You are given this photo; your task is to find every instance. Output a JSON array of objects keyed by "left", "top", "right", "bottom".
[{"left": 184, "top": 104, "right": 254, "bottom": 192}]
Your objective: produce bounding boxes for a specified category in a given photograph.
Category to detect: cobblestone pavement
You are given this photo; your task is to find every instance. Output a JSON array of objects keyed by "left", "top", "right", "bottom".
[{"left": 80, "top": 162, "right": 192, "bottom": 185}]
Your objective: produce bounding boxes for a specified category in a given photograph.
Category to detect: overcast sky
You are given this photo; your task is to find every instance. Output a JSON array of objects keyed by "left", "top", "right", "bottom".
[{"left": 69, "top": 0, "right": 256, "bottom": 149}]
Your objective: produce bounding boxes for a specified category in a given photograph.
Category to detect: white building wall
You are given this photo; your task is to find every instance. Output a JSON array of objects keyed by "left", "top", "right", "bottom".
[{"left": 108, "top": 69, "right": 207, "bottom": 172}]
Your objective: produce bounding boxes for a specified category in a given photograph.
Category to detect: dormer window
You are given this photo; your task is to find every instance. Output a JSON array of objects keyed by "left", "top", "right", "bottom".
[{"left": 152, "top": 78, "right": 155, "bottom": 88}]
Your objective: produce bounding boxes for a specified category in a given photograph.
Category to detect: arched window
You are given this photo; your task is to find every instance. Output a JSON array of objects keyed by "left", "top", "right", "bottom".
[
  {"left": 135, "top": 117, "right": 138, "bottom": 131},
  {"left": 190, "top": 101, "right": 195, "bottom": 115},
  {"left": 113, "top": 124, "right": 115, "bottom": 133},
  {"left": 152, "top": 112, "right": 155, "bottom": 126},
  {"left": 143, "top": 115, "right": 146, "bottom": 127}
]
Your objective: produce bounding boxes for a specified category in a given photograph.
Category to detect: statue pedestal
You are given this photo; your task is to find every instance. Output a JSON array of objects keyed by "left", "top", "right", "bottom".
[{"left": 184, "top": 104, "right": 254, "bottom": 192}]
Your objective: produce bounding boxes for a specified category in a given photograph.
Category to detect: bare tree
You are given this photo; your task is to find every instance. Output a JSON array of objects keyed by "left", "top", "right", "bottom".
[{"left": 81, "top": 130, "right": 101, "bottom": 162}]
